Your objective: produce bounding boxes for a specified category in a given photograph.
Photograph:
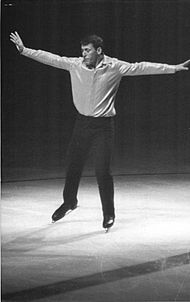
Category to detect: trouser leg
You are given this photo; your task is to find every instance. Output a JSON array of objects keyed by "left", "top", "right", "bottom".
[
  {"left": 63, "top": 118, "right": 91, "bottom": 206},
  {"left": 93, "top": 119, "right": 115, "bottom": 217}
]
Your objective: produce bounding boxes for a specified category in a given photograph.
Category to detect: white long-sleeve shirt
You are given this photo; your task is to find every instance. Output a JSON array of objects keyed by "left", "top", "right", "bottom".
[{"left": 22, "top": 47, "right": 176, "bottom": 117}]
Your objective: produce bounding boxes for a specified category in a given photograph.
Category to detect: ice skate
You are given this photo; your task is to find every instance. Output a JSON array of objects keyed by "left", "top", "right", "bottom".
[
  {"left": 51, "top": 203, "right": 77, "bottom": 223},
  {"left": 103, "top": 215, "right": 115, "bottom": 233}
]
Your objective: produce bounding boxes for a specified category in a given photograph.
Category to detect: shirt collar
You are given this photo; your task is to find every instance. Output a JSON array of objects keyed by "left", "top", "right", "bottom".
[{"left": 96, "top": 55, "right": 112, "bottom": 68}]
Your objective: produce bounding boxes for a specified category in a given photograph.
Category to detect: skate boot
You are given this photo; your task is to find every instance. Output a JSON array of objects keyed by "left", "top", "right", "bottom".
[
  {"left": 52, "top": 203, "right": 77, "bottom": 223},
  {"left": 103, "top": 215, "right": 115, "bottom": 232}
]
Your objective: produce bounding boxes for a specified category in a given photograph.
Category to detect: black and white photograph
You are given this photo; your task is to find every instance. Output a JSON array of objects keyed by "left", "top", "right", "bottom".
[{"left": 1, "top": 0, "right": 190, "bottom": 301}]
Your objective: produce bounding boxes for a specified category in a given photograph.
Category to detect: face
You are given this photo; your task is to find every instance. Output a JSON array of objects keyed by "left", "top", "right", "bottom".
[{"left": 81, "top": 43, "right": 101, "bottom": 67}]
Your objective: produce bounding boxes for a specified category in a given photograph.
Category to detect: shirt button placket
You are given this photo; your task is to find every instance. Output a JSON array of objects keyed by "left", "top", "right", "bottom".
[{"left": 90, "top": 71, "right": 96, "bottom": 113}]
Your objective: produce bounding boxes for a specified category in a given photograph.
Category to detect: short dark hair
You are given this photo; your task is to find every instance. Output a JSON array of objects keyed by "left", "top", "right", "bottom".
[{"left": 80, "top": 34, "right": 104, "bottom": 51}]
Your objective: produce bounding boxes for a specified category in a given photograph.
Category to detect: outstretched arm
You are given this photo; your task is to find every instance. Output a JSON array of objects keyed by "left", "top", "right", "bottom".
[
  {"left": 117, "top": 58, "right": 190, "bottom": 76},
  {"left": 175, "top": 60, "right": 190, "bottom": 72},
  {"left": 9, "top": 31, "right": 76, "bottom": 71},
  {"left": 10, "top": 31, "right": 24, "bottom": 53}
]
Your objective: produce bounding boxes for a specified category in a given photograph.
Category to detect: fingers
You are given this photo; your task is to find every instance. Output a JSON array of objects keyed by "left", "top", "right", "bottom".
[
  {"left": 10, "top": 32, "right": 18, "bottom": 43},
  {"left": 10, "top": 37, "right": 17, "bottom": 44},
  {"left": 183, "top": 59, "right": 190, "bottom": 67},
  {"left": 10, "top": 33, "right": 16, "bottom": 39},
  {"left": 10, "top": 31, "right": 24, "bottom": 52},
  {"left": 176, "top": 60, "right": 190, "bottom": 72},
  {"left": 15, "top": 31, "right": 21, "bottom": 40},
  {"left": 10, "top": 31, "right": 21, "bottom": 43},
  {"left": 180, "top": 59, "right": 190, "bottom": 68},
  {"left": 10, "top": 31, "right": 17, "bottom": 38},
  {"left": 175, "top": 64, "right": 188, "bottom": 72}
]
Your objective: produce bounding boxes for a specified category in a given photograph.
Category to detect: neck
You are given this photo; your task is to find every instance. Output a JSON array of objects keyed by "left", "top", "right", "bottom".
[
  {"left": 95, "top": 54, "right": 104, "bottom": 67},
  {"left": 86, "top": 54, "right": 104, "bottom": 69}
]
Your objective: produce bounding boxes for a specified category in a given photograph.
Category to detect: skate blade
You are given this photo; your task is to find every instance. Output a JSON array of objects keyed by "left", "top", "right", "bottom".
[
  {"left": 65, "top": 205, "right": 78, "bottom": 216},
  {"left": 105, "top": 227, "right": 110, "bottom": 233},
  {"left": 51, "top": 206, "right": 78, "bottom": 224}
]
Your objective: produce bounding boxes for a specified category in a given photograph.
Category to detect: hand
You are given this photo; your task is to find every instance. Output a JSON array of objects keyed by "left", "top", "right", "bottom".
[
  {"left": 175, "top": 59, "right": 190, "bottom": 72},
  {"left": 10, "top": 31, "right": 24, "bottom": 53}
]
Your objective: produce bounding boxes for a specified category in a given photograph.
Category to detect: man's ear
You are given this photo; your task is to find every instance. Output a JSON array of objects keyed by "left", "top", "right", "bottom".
[{"left": 97, "top": 47, "right": 102, "bottom": 55}]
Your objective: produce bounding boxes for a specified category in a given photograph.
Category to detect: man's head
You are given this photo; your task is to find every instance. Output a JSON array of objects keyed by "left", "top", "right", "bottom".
[{"left": 80, "top": 34, "right": 104, "bottom": 68}]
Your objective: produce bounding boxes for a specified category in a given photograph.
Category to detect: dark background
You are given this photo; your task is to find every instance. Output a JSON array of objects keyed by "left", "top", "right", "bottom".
[{"left": 2, "top": 0, "right": 190, "bottom": 182}]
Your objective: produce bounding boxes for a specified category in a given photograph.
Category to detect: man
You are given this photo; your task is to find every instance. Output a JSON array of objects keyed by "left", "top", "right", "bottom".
[{"left": 10, "top": 31, "right": 189, "bottom": 231}]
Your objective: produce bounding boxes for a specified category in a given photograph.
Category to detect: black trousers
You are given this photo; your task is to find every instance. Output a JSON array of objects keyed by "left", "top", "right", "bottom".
[{"left": 63, "top": 113, "right": 115, "bottom": 218}]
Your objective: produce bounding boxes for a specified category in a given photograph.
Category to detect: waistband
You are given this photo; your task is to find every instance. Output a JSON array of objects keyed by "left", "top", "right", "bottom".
[{"left": 77, "top": 113, "right": 115, "bottom": 121}]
